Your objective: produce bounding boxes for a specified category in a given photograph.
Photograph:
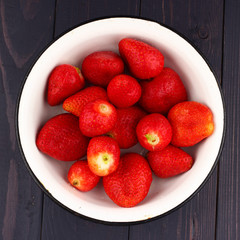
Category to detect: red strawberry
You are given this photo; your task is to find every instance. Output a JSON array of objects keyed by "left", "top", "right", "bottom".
[
  {"left": 68, "top": 160, "right": 100, "bottom": 191},
  {"left": 139, "top": 67, "right": 188, "bottom": 114},
  {"left": 63, "top": 86, "right": 108, "bottom": 117},
  {"left": 168, "top": 101, "right": 214, "bottom": 147},
  {"left": 47, "top": 64, "right": 85, "bottom": 106},
  {"left": 118, "top": 38, "right": 164, "bottom": 79},
  {"left": 36, "top": 113, "right": 89, "bottom": 161},
  {"left": 107, "top": 74, "right": 142, "bottom": 108},
  {"left": 79, "top": 99, "right": 117, "bottom": 137},
  {"left": 82, "top": 51, "right": 124, "bottom": 87},
  {"left": 87, "top": 136, "right": 120, "bottom": 176},
  {"left": 147, "top": 145, "right": 193, "bottom": 178},
  {"left": 107, "top": 106, "right": 146, "bottom": 149},
  {"left": 103, "top": 153, "right": 152, "bottom": 208},
  {"left": 136, "top": 113, "right": 172, "bottom": 151}
]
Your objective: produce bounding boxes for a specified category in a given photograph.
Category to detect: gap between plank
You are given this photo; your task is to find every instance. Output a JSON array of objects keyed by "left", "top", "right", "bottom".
[{"left": 214, "top": 0, "right": 226, "bottom": 239}]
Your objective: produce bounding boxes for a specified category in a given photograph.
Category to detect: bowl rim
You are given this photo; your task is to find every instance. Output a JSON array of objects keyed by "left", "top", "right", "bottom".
[{"left": 15, "top": 16, "right": 226, "bottom": 225}]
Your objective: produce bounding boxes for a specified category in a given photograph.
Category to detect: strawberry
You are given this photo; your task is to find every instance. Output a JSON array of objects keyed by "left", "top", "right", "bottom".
[
  {"left": 107, "top": 74, "right": 142, "bottom": 108},
  {"left": 36, "top": 113, "right": 89, "bottom": 161},
  {"left": 47, "top": 64, "right": 85, "bottom": 106},
  {"left": 81, "top": 51, "right": 124, "bottom": 87},
  {"left": 63, "top": 86, "right": 108, "bottom": 117},
  {"left": 168, "top": 101, "right": 214, "bottom": 147},
  {"left": 68, "top": 160, "right": 100, "bottom": 191},
  {"left": 107, "top": 106, "right": 146, "bottom": 149},
  {"left": 87, "top": 136, "right": 120, "bottom": 176},
  {"left": 118, "top": 38, "right": 164, "bottom": 79},
  {"left": 147, "top": 145, "right": 193, "bottom": 178},
  {"left": 136, "top": 113, "right": 172, "bottom": 151},
  {"left": 103, "top": 153, "right": 152, "bottom": 208},
  {"left": 79, "top": 99, "right": 117, "bottom": 137},
  {"left": 139, "top": 67, "right": 188, "bottom": 114}
]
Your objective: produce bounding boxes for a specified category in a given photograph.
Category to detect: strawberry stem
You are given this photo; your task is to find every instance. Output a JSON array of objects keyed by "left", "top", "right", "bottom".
[
  {"left": 74, "top": 66, "right": 83, "bottom": 78},
  {"left": 102, "top": 154, "right": 109, "bottom": 163},
  {"left": 100, "top": 104, "right": 109, "bottom": 113},
  {"left": 72, "top": 179, "right": 80, "bottom": 186},
  {"left": 105, "top": 132, "right": 114, "bottom": 139},
  {"left": 145, "top": 133, "right": 160, "bottom": 145}
]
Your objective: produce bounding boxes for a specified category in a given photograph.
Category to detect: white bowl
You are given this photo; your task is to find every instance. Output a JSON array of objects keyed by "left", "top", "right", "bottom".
[{"left": 16, "top": 17, "right": 225, "bottom": 224}]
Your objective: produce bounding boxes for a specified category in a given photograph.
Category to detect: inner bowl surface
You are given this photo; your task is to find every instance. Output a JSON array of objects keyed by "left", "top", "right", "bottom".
[{"left": 17, "top": 17, "right": 225, "bottom": 223}]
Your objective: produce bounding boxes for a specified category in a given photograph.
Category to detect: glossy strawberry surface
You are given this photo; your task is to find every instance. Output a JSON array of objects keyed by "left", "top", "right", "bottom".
[
  {"left": 68, "top": 160, "right": 100, "bottom": 192},
  {"left": 82, "top": 51, "right": 124, "bottom": 87},
  {"left": 107, "top": 106, "right": 146, "bottom": 149},
  {"left": 107, "top": 74, "right": 142, "bottom": 108},
  {"left": 103, "top": 153, "right": 152, "bottom": 208},
  {"left": 168, "top": 101, "right": 214, "bottom": 147},
  {"left": 119, "top": 38, "right": 164, "bottom": 79},
  {"left": 36, "top": 113, "right": 89, "bottom": 161},
  {"left": 79, "top": 99, "right": 117, "bottom": 137},
  {"left": 63, "top": 86, "right": 108, "bottom": 116},
  {"left": 87, "top": 136, "right": 120, "bottom": 176},
  {"left": 139, "top": 67, "right": 188, "bottom": 114},
  {"left": 47, "top": 64, "right": 85, "bottom": 106},
  {"left": 136, "top": 113, "right": 172, "bottom": 151},
  {"left": 147, "top": 145, "right": 193, "bottom": 178}
]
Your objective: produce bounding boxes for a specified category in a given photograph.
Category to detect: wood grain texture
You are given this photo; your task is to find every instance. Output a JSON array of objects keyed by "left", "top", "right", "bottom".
[
  {"left": 40, "top": 1, "right": 140, "bottom": 239},
  {"left": 0, "top": 0, "right": 55, "bottom": 239},
  {"left": 216, "top": 0, "right": 240, "bottom": 239},
  {"left": 1, "top": 0, "right": 236, "bottom": 239},
  {"left": 129, "top": 0, "right": 224, "bottom": 239},
  {"left": 41, "top": 195, "right": 129, "bottom": 240},
  {"left": 54, "top": 0, "right": 140, "bottom": 37}
]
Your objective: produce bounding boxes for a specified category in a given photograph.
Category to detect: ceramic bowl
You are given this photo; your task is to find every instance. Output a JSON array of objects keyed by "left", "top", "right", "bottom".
[{"left": 16, "top": 17, "right": 225, "bottom": 224}]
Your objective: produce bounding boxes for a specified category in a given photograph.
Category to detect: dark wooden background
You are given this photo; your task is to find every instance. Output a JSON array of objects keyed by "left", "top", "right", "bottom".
[{"left": 0, "top": 0, "right": 238, "bottom": 239}]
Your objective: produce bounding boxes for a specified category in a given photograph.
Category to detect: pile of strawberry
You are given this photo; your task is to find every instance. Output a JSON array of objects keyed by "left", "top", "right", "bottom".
[{"left": 36, "top": 38, "right": 214, "bottom": 208}]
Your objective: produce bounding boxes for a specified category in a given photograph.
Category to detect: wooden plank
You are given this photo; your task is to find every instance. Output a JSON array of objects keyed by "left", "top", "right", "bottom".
[
  {"left": 41, "top": 1, "right": 139, "bottom": 239},
  {"left": 42, "top": 195, "right": 129, "bottom": 240},
  {"left": 216, "top": 0, "right": 240, "bottom": 239},
  {"left": 54, "top": 0, "right": 140, "bottom": 37},
  {"left": 0, "top": 0, "right": 55, "bottom": 239},
  {"left": 129, "top": 0, "right": 224, "bottom": 239}
]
